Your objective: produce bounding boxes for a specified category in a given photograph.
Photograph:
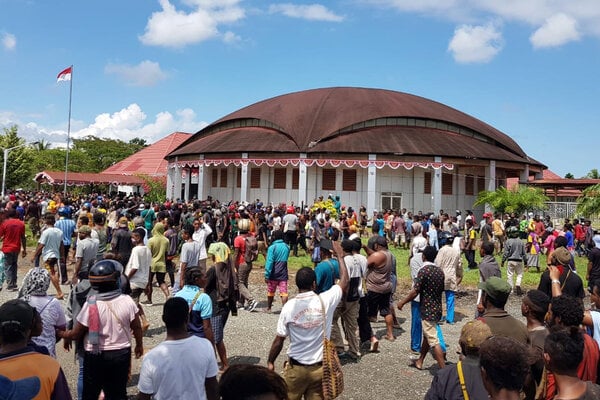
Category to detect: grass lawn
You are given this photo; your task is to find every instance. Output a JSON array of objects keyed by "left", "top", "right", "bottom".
[{"left": 281, "top": 241, "right": 589, "bottom": 290}]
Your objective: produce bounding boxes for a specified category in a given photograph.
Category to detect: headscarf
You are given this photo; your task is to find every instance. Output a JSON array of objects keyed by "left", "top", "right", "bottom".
[{"left": 18, "top": 268, "right": 50, "bottom": 301}]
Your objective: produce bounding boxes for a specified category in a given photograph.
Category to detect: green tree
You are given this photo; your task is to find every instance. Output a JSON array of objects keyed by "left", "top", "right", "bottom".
[
  {"left": 0, "top": 125, "right": 37, "bottom": 190},
  {"left": 576, "top": 184, "right": 600, "bottom": 217},
  {"left": 72, "top": 136, "right": 145, "bottom": 172},
  {"left": 474, "top": 185, "right": 549, "bottom": 215},
  {"left": 565, "top": 173, "right": 574, "bottom": 179},
  {"left": 129, "top": 137, "right": 148, "bottom": 148},
  {"left": 586, "top": 169, "right": 600, "bottom": 179},
  {"left": 137, "top": 174, "right": 166, "bottom": 203}
]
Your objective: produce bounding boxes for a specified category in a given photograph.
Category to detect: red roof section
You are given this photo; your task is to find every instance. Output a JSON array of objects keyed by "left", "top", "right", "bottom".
[
  {"left": 104, "top": 132, "right": 191, "bottom": 176},
  {"left": 506, "top": 170, "right": 600, "bottom": 197}
]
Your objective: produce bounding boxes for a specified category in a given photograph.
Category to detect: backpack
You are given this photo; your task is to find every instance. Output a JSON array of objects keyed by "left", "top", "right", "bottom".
[{"left": 244, "top": 234, "right": 259, "bottom": 263}]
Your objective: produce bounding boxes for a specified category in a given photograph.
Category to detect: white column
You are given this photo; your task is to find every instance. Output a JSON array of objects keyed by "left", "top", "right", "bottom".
[
  {"left": 197, "top": 163, "right": 204, "bottom": 200},
  {"left": 240, "top": 153, "right": 249, "bottom": 203},
  {"left": 166, "top": 163, "right": 175, "bottom": 200},
  {"left": 183, "top": 168, "right": 190, "bottom": 201},
  {"left": 485, "top": 160, "right": 496, "bottom": 213},
  {"left": 174, "top": 163, "right": 182, "bottom": 201},
  {"left": 432, "top": 156, "right": 442, "bottom": 214},
  {"left": 298, "top": 153, "right": 307, "bottom": 207},
  {"left": 520, "top": 164, "right": 530, "bottom": 185},
  {"left": 367, "top": 154, "right": 377, "bottom": 215}
]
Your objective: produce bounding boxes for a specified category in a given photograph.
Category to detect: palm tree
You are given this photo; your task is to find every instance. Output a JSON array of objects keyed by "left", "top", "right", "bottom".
[
  {"left": 474, "top": 185, "right": 549, "bottom": 215},
  {"left": 35, "top": 140, "right": 51, "bottom": 151},
  {"left": 576, "top": 184, "right": 600, "bottom": 216}
]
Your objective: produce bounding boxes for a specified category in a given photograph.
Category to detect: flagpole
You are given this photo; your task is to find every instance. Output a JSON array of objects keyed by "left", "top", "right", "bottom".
[{"left": 63, "top": 64, "right": 73, "bottom": 196}]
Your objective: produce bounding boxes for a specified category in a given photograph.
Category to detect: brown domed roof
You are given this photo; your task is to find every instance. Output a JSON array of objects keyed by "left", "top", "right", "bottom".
[{"left": 168, "top": 87, "right": 536, "bottom": 165}]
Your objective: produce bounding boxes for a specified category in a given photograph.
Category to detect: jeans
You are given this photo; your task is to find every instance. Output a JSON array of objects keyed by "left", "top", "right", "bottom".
[
  {"left": 410, "top": 301, "right": 422, "bottom": 352},
  {"left": 4, "top": 251, "right": 18, "bottom": 289},
  {"left": 445, "top": 290, "right": 455, "bottom": 323},
  {"left": 464, "top": 249, "right": 477, "bottom": 270},
  {"left": 78, "top": 353, "right": 84, "bottom": 400},
  {"left": 83, "top": 348, "right": 131, "bottom": 400}
]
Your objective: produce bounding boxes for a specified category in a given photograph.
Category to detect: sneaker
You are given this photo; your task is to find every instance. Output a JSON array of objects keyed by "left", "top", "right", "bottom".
[{"left": 246, "top": 299, "right": 258, "bottom": 312}]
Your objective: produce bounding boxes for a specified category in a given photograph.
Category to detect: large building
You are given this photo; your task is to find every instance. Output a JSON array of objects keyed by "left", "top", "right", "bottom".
[{"left": 165, "top": 87, "right": 545, "bottom": 214}]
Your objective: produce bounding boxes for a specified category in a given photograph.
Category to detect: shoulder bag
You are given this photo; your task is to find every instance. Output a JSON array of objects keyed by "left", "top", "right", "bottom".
[{"left": 318, "top": 295, "right": 344, "bottom": 399}]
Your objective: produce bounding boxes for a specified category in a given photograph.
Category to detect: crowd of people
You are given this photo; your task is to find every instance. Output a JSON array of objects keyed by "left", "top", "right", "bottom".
[{"left": 0, "top": 190, "right": 600, "bottom": 399}]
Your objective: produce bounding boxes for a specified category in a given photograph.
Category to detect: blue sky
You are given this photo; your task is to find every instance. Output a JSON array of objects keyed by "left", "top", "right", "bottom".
[{"left": 1, "top": 0, "right": 599, "bottom": 178}]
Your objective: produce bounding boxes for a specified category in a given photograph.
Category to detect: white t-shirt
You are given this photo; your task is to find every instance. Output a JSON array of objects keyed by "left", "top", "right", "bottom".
[
  {"left": 276, "top": 285, "right": 342, "bottom": 365},
  {"left": 126, "top": 245, "right": 152, "bottom": 289},
  {"left": 192, "top": 225, "right": 212, "bottom": 261},
  {"left": 138, "top": 335, "right": 218, "bottom": 400},
  {"left": 591, "top": 310, "right": 600, "bottom": 348},
  {"left": 39, "top": 227, "right": 62, "bottom": 261},
  {"left": 180, "top": 241, "right": 202, "bottom": 268},
  {"left": 29, "top": 295, "right": 67, "bottom": 357}
]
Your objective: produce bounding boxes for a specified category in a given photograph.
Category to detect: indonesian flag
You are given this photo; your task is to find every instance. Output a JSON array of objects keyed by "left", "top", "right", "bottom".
[{"left": 56, "top": 66, "right": 72, "bottom": 82}]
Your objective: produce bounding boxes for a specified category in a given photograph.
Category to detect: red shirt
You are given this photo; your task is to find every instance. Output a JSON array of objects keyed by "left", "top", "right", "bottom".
[
  {"left": 0, "top": 218, "right": 25, "bottom": 253},
  {"left": 234, "top": 233, "right": 253, "bottom": 266}
]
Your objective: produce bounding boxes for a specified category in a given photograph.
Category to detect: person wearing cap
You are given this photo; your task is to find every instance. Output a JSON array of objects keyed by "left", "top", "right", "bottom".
[
  {"left": 538, "top": 246, "right": 584, "bottom": 300},
  {"left": 480, "top": 213, "right": 493, "bottom": 247},
  {"left": 72, "top": 224, "right": 99, "bottom": 286},
  {"left": 111, "top": 216, "right": 133, "bottom": 267},
  {"left": 425, "top": 320, "right": 491, "bottom": 400},
  {"left": 478, "top": 276, "right": 528, "bottom": 344},
  {"left": 0, "top": 299, "right": 72, "bottom": 399},
  {"left": 31, "top": 213, "right": 65, "bottom": 299},
  {"left": 314, "top": 238, "right": 340, "bottom": 294},
  {"left": 282, "top": 206, "right": 299, "bottom": 257}
]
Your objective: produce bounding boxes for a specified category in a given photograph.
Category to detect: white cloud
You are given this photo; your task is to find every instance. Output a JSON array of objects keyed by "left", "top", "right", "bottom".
[
  {"left": 530, "top": 13, "right": 581, "bottom": 48},
  {"left": 364, "top": 0, "right": 600, "bottom": 50},
  {"left": 105, "top": 60, "right": 168, "bottom": 87},
  {"left": 222, "top": 31, "right": 241, "bottom": 44},
  {"left": 269, "top": 4, "right": 345, "bottom": 22},
  {"left": 139, "top": 0, "right": 245, "bottom": 48},
  {"left": 2, "top": 33, "right": 16, "bottom": 51},
  {"left": 448, "top": 23, "right": 503, "bottom": 63},
  {"left": 0, "top": 104, "right": 208, "bottom": 146}
]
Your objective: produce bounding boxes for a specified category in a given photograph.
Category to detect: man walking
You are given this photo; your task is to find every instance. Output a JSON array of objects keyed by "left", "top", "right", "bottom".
[
  {"left": 138, "top": 297, "right": 218, "bottom": 400},
  {"left": 267, "top": 240, "right": 348, "bottom": 400},
  {"left": 0, "top": 208, "right": 26, "bottom": 291},
  {"left": 31, "top": 214, "right": 64, "bottom": 299},
  {"left": 397, "top": 246, "right": 446, "bottom": 370},
  {"left": 264, "top": 230, "right": 290, "bottom": 313}
]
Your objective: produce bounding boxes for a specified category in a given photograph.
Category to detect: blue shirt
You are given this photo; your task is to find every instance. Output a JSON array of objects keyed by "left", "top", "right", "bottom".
[
  {"left": 54, "top": 218, "right": 76, "bottom": 246},
  {"left": 264, "top": 239, "right": 289, "bottom": 281},
  {"left": 175, "top": 285, "right": 212, "bottom": 338},
  {"left": 314, "top": 258, "right": 340, "bottom": 294}
]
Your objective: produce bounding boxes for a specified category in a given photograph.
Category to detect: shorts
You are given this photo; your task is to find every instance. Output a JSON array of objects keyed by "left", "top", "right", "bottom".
[
  {"left": 394, "top": 233, "right": 406, "bottom": 245},
  {"left": 129, "top": 288, "right": 144, "bottom": 304},
  {"left": 151, "top": 271, "right": 166, "bottom": 285},
  {"left": 367, "top": 291, "right": 391, "bottom": 317},
  {"left": 267, "top": 280, "right": 288, "bottom": 297},
  {"left": 257, "top": 240, "right": 267, "bottom": 254},
  {"left": 422, "top": 320, "right": 440, "bottom": 347},
  {"left": 43, "top": 258, "right": 58, "bottom": 273},
  {"left": 210, "top": 306, "right": 230, "bottom": 344}
]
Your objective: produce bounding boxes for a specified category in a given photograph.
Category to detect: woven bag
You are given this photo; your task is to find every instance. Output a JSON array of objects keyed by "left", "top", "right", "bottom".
[{"left": 319, "top": 296, "right": 344, "bottom": 399}]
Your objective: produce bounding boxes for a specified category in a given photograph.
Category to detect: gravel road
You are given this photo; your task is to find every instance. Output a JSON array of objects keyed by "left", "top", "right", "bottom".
[{"left": 1, "top": 260, "right": 542, "bottom": 399}]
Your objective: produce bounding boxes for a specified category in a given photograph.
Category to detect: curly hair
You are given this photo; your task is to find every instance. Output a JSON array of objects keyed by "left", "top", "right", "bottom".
[
  {"left": 550, "top": 295, "right": 583, "bottom": 327},
  {"left": 544, "top": 325, "right": 584, "bottom": 374},
  {"left": 480, "top": 336, "right": 531, "bottom": 392},
  {"left": 219, "top": 364, "right": 288, "bottom": 400}
]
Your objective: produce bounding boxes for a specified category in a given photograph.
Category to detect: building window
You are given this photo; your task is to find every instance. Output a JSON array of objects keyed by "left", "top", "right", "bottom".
[
  {"left": 322, "top": 169, "right": 336, "bottom": 191},
  {"left": 236, "top": 168, "right": 241, "bottom": 188},
  {"left": 424, "top": 171, "right": 432, "bottom": 194},
  {"left": 274, "top": 168, "right": 286, "bottom": 189},
  {"left": 211, "top": 169, "right": 218, "bottom": 188},
  {"left": 477, "top": 176, "right": 486, "bottom": 194},
  {"left": 342, "top": 169, "right": 356, "bottom": 191},
  {"left": 381, "top": 192, "right": 402, "bottom": 211},
  {"left": 465, "top": 175, "right": 474, "bottom": 195},
  {"left": 219, "top": 167, "right": 227, "bottom": 188},
  {"left": 250, "top": 168, "right": 261, "bottom": 189},
  {"left": 292, "top": 169, "right": 299, "bottom": 189},
  {"left": 442, "top": 173, "right": 453, "bottom": 195}
]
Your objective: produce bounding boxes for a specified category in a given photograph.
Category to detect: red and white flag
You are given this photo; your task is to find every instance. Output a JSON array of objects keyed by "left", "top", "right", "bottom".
[{"left": 56, "top": 66, "right": 72, "bottom": 82}]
